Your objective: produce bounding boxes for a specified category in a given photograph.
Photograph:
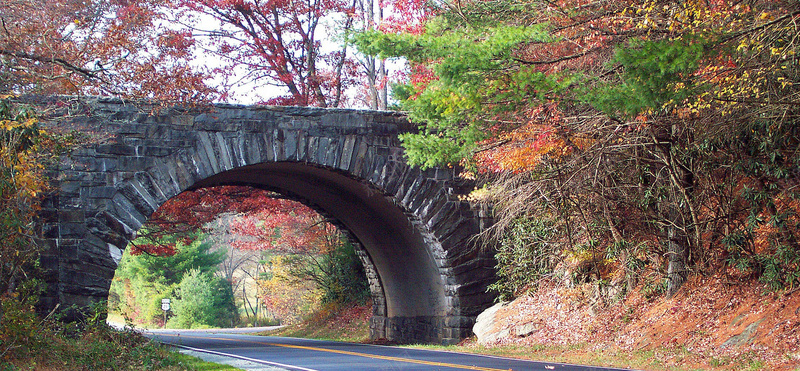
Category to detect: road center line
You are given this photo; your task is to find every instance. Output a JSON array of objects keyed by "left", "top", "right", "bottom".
[{"left": 155, "top": 334, "right": 513, "bottom": 371}]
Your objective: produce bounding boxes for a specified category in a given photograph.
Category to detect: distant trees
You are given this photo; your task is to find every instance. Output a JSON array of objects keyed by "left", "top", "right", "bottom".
[
  {"left": 110, "top": 232, "right": 231, "bottom": 326},
  {"left": 0, "top": 0, "right": 407, "bottom": 108},
  {"left": 111, "top": 185, "right": 370, "bottom": 328},
  {"left": 170, "top": 268, "right": 238, "bottom": 328},
  {"left": 172, "top": 0, "right": 358, "bottom": 106}
]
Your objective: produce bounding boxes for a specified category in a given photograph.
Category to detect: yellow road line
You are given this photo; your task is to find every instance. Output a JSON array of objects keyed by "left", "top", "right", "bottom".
[
  {"left": 269, "top": 342, "right": 511, "bottom": 371},
  {"left": 156, "top": 333, "right": 512, "bottom": 371}
]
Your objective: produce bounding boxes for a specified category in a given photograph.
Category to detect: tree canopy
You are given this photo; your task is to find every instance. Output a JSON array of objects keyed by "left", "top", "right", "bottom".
[
  {"left": 0, "top": 0, "right": 220, "bottom": 102},
  {"left": 357, "top": 0, "right": 800, "bottom": 296}
]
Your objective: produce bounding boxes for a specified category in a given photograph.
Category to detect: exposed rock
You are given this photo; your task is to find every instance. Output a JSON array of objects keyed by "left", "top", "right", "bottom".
[
  {"left": 473, "top": 302, "right": 509, "bottom": 345},
  {"left": 515, "top": 322, "right": 536, "bottom": 337},
  {"left": 722, "top": 318, "right": 765, "bottom": 348}
]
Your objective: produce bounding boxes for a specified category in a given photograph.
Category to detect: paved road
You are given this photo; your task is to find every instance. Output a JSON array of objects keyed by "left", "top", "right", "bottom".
[{"left": 146, "top": 330, "right": 634, "bottom": 371}]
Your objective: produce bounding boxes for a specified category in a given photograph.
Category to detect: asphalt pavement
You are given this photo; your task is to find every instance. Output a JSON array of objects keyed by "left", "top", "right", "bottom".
[{"left": 145, "top": 329, "right": 636, "bottom": 371}]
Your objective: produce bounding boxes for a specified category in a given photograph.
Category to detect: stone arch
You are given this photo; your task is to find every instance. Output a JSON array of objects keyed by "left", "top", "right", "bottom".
[{"left": 35, "top": 97, "right": 495, "bottom": 344}]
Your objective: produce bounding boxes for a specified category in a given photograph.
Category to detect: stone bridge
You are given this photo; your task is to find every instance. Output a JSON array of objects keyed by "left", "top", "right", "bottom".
[{"left": 33, "top": 96, "right": 495, "bottom": 344}]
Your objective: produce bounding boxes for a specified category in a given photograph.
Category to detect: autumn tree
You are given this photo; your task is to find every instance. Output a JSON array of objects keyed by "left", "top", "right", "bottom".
[
  {"left": 135, "top": 185, "right": 370, "bottom": 323},
  {"left": 0, "top": 0, "right": 220, "bottom": 102},
  {"left": 170, "top": 0, "right": 360, "bottom": 106},
  {"left": 352, "top": 0, "right": 388, "bottom": 109},
  {"left": 135, "top": 186, "right": 319, "bottom": 254},
  {"left": 0, "top": 96, "right": 46, "bottom": 295},
  {"left": 358, "top": 0, "right": 800, "bottom": 296}
]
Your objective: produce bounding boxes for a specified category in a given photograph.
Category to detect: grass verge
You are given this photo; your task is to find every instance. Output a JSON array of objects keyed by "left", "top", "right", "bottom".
[
  {"left": 1, "top": 294, "right": 239, "bottom": 371},
  {"left": 405, "top": 339, "right": 786, "bottom": 371},
  {"left": 262, "top": 302, "right": 371, "bottom": 343},
  {"left": 4, "top": 323, "right": 242, "bottom": 371}
]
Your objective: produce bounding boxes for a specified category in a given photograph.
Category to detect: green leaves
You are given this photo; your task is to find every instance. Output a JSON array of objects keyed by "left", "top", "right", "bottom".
[
  {"left": 588, "top": 37, "right": 708, "bottom": 117},
  {"left": 355, "top": 18, "right": 558, "bottom": 168},
  {"left": 170, "top": 268, "right": 238, "bottom": 328},
  {"left": 111, "top": 232, "right": 229, "bottom": 326}
]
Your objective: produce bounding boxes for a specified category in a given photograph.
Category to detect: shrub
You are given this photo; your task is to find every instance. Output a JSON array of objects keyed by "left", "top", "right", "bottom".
[
  {"left": 169, "top": 269, "right": 238, "bottom": 329},
  {"left": 488, "top": 215, "right": 559, "bottom": 301}
]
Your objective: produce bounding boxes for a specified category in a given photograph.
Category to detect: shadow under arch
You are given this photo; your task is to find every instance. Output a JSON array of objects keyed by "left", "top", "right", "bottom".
[{"left": 191, "top": 162, "right": 448, "bottom": 340}]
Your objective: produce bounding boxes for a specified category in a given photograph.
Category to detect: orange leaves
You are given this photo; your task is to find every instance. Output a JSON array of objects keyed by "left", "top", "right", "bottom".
[
  {"left": 0, "top": 0, "right": 219, "bottom": 102},
  {"left": 129, "top": 243, "right": 177, "bottom": 256},
  {"left": 476, "top": 128, "right": 559, "bottom": 173},
  {"left": 146, "top": 185, "right": 332, "bottom": 255},
  {"left": 258, "top": 255, "right": 321, "bottom": 324},
  {"left": 0, "top": 99, "right": 48, "bottom": 294},
  {"left": 472, "top": 105, "right": 589, "bottom": 173},
  {"left": 752, "top": 195, "right": 800, "bottom": 255}
]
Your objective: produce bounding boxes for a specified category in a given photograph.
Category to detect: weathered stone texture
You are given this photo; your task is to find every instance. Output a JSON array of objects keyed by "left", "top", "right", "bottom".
[{"left": 32, "top": 96, "right": 495, "bottom": 345}]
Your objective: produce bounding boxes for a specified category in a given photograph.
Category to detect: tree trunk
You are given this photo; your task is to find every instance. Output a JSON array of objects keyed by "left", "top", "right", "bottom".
[
  {"left": 651, "top": 123, "right": 696, "bottom": 296},
  {"left": 666, "top": 205, "right": 690, "bottom": 296}
]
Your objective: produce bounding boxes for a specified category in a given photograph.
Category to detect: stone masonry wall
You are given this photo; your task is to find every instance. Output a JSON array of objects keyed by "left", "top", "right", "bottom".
[{"left": 31, "top": 96, "right": 496, "bottom": 344}]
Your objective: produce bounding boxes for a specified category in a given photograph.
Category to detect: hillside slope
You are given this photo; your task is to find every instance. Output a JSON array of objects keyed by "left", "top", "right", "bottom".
[{"left": 474, "top": 276, "right": 799, "bottom": 370}]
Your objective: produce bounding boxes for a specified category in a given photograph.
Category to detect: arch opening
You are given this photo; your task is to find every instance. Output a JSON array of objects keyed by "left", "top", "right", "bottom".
[
  {"left": 188, "top": 162, "right": 448, "bottom": 323},
  {"left": 108, "top": 181, "right": 377, "bottom": 331}
]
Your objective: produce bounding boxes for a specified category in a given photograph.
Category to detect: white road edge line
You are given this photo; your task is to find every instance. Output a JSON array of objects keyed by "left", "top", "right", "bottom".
[{"left": 171, "top": 343, "right": 319, "bottom": 371}]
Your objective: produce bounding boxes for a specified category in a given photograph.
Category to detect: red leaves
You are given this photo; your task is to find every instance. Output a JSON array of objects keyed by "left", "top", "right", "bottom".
[
  {"left": 175, "top": 0, "right": 358, "bottom": 107},
  {"left": 472, "top": 104, "right": 583, "bottom": 173},
  {"left": 143, "top": 186, "right": 329, "bottom": 255},
  {"left": 156, "top": 31, "right": 195, "bottom": 54},
  {"left": 129, "top": 243, "right": 177, "bottom": 256},
  {"left": 379, "top": 0, "right": 429, "bottom": 34},
  {"left": 0, "top": 0, "right": 220, "bottom": 103}
]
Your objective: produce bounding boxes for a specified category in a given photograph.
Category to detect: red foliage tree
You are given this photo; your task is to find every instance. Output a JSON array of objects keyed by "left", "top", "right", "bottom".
[
  {"left": 136, "top": 186, "right": 327, "bottom": 255},
  {"left": 174, "top": 0, "right": 361, "bottom": 107},
  {"left": 0, "top": 0, "right": 220, "bottom": 102}
]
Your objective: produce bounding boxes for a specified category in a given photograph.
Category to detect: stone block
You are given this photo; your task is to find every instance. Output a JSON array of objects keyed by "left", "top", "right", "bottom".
[
  {"left": 215, "top": 132, "right": 235, "bottom": 170},
  {"left": 284, "top": 130, "right": 298, "bottom": 160},
  {"left": 96, "top": 144, "right": 135, "bottom": 156},
  {"left": 118, "top": 156, "right": 150, "bottom": 170},
  {"left": 197, "top": 131, "right": 221, "bottom": 174},
  {"left": 142, "top": 146, "right": 174, "bottom": 157},
  {"left": 111, "top": 193, "right": 146, "bottom": 231},
  {"left": 58, "top": 210, "right": 85, "bottom": 223},
  {"left": 339, "top": 135, "right": 356, "bottom": 171},
  {"left": 264, "top": 131, "right": 275, "bottom": 161}
]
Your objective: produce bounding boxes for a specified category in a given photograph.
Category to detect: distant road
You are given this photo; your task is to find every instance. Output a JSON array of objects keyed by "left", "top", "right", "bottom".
[{"left": 145, "top": 330, "right": 634, "bottom": 371}]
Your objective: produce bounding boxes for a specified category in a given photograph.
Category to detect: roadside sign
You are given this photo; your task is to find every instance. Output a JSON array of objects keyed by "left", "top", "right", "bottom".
[{"left": 161, "top": 298, "right": 170, "bottom": 311}]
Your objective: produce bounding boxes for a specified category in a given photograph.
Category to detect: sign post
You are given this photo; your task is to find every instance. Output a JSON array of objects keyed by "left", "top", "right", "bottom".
[{"left": 161, "top": 298, "right": 170, "bottom": 328}]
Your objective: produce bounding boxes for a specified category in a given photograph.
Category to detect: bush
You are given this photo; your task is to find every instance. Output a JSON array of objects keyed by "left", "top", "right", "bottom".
[
  {"left": 317, "top": 240, "right": 371, "bottom": 305},
  {"left": 111, "top": 233, "right": 228, "bottom": 326},
  {"left": 169, "top": 269, "right": 238, "bottom": 329},
  {"left": 488, "top": 215, "right": 559, "bottom": 301}
]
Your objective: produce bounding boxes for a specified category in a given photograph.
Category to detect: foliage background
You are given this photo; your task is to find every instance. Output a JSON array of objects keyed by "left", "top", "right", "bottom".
[{"left": 357, "top": 0, "right": 800, "bottom": 299}]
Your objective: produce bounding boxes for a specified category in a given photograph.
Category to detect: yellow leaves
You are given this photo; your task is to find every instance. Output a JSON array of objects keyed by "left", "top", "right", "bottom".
[
  {"left": 737, "top": 40, "right": 749, "bottom": 52},
  {"left": 0, "top": 108, "right": 46, "bottom": 207},
  {"left": 776, "top": 77, "right": 792, "bottom": 89},
  {"left": 0, "top": 118, "right": 37, "bottom": 131},
  {"left": 464, "top": 184, "right": 495, "bottom": 203}
]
